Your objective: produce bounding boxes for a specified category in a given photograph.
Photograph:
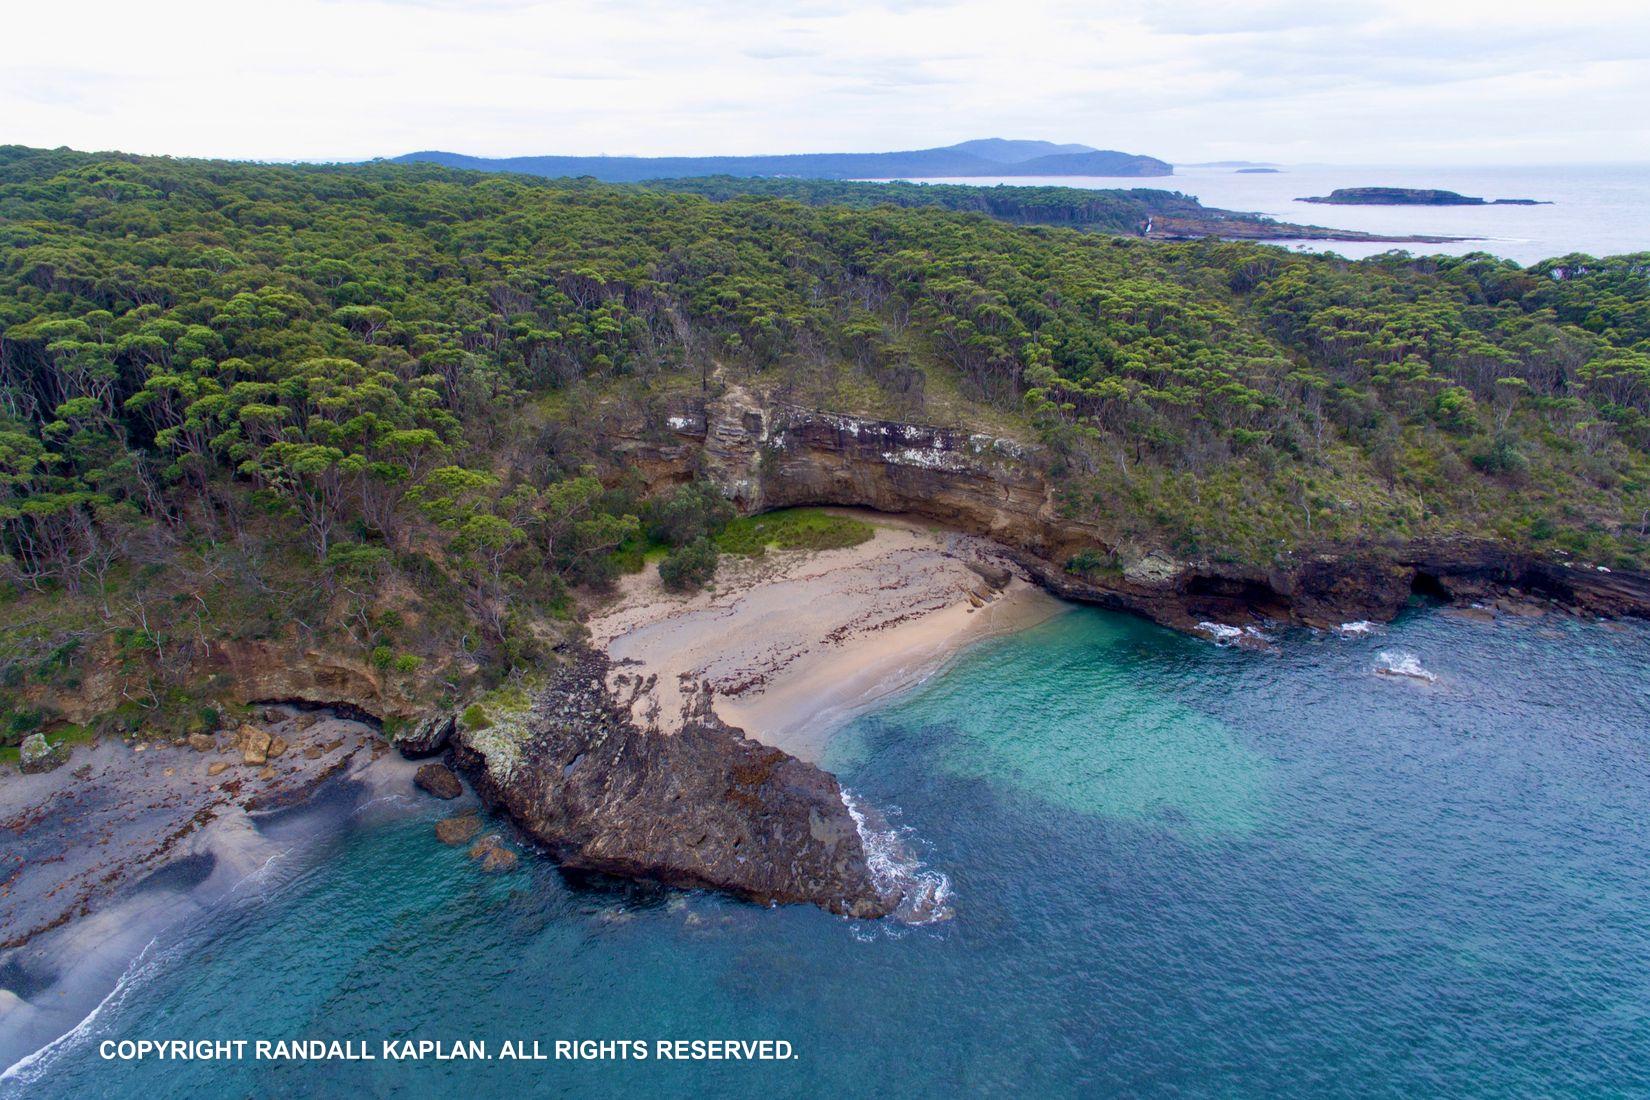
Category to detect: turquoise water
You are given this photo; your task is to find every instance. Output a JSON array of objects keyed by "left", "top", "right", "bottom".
[{"left": 7, "top": 606, "right": 1650, "bottom": 1097}]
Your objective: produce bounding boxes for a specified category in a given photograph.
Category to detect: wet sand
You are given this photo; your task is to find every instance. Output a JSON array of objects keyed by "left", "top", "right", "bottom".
[{"left": 587, "top": 512, "right": 1066, "bottom": 761}]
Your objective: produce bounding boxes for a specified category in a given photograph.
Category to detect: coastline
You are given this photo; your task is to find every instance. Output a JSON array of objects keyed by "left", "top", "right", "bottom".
[
  {"left": 587, "top": 511, "right": 1067, "bottom": 762},
  {"left": 0, "top": 709, "right": 440, "bottom": 1075}
]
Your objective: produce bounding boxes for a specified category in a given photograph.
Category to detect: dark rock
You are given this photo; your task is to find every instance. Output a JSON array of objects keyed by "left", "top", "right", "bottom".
[
  {"left": 965, "top": 560, "right": 1013, "bottom": 590},
  {"left": 435, "top": 813, "right": 481, "bottom": 845},
  {"left": 449, "top": 648, "right": 897, "bottom": 918},
  {"left": 415, "top": 763, "right": 463, "bottom": 800},
  {"left": 396, "top": 712, "right": 455, "bottom": 758}
]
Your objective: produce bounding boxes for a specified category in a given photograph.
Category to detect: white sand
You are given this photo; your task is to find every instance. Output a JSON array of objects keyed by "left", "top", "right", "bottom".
[{"left": 587, "top": 511, "right": 1065, "bottom": 761}]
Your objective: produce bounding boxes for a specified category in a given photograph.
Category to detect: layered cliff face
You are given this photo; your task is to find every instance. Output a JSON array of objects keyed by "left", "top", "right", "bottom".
[
  {"left": 623, "top": 386, "right": 1650, "bottom": 632},
  {"left": 446, "top": 649, "right": 898, "bottom": 919}
]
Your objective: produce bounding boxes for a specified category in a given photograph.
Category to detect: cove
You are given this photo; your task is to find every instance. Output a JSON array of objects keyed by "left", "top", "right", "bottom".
[{"left": 5, "top": 606, "right": 1649, "bottom": 1099}]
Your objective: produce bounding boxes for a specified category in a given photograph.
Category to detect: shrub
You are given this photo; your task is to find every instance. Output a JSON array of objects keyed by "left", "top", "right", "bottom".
[{"left": 659, "top": 537, "right": 719, "bottom": 592}]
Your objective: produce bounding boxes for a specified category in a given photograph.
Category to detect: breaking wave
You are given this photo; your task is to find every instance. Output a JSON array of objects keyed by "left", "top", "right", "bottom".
[
  {"left": 1374, "top": 650, "right": 1437, "bottom": 683},
  {"left": 841, "top": 790, "right": 954, "bottom": 926}
]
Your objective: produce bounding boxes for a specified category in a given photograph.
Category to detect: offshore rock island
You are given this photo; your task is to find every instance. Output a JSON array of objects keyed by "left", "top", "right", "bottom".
[
  {"left": 1, "top": 146, "right": 1648, "bottom": 1021},
  {"left": 1301, "top": 187, "right": 1551, "bottom": 206}
]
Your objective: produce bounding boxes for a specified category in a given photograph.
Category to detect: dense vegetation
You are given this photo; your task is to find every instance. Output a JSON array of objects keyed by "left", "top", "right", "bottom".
[
  {"left": 640, "top": 176, "right": 1217, "bottom": 234},
  {"left": 1, "top": 145, "right": 1646, "bottom": 740}
]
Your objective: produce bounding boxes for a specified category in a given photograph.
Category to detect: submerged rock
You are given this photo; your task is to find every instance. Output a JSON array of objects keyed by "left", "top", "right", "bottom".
[
  {"left": 435, "top": 812, "right": 482, "bottom": 845},
  {"left": 468, "top": 834, "right": 519, "bottom": 873},
  {"left": 415, "top": 763, "right": 463, "bottom": 800},
  {"left": 19, "top": 734, "right": 69, "bottom": 774},
  {"left": 449, "top": 648, "right": 897, "bottom": 918}
]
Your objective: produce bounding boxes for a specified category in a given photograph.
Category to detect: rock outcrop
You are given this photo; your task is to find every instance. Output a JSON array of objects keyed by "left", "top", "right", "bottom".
[
  {"left": 18, "top": 733, "right": 69, "bottom": 774},
  {"left": 414, "top": 762, "right": 464, "bottom": 800},
  {"left": 447, "top": 648, "right": 897, "bottom": 918},
  {"left": 395, "top": 713, "right": 455, "bottom": 758},
  {"left": 618, "top": 386, "right": 1650, "bottom": 631}
]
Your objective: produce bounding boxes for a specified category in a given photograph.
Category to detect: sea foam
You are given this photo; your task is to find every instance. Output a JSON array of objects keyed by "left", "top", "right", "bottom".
[
  {"left": 1374, "top": 650, "right": 1437, "bottom": 683},
  {"left": 841, "top": 791, "right": 953, "bottom": 926}
]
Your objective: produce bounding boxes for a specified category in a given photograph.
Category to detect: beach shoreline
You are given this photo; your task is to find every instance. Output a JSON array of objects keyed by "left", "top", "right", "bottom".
[
  {"left": 587, "top": 510, "right": 1067, "bottom": 762},
  {"left": 0, "top": 709, "right": 439, "bottom": 1075}
]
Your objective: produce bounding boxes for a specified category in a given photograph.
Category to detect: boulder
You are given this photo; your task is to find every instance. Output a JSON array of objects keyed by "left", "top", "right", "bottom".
[
  {"left": 207, "top": 761, "right": 230, "bottom": 777},
  {"left": 414, "top": 762, "right": 463, "bottom": 800},
  {"left": 188, "top": 733, "right": 216, "bottom": 752},
  {"left": 266, "top": 736, "right": 289, "bottom": 759},
  {"left": 293, "top": 712, "right": 320, "bottom": 731},
  {"left": 965, "top": 560, "right": 1014, "bottom": 591},
  {"left": 435, "top": 813, "right": 482, "bottom": 845},
  {"left": 396, "top": 712, "right": 455, "bottom": 759},
  {"left": 239, "top": 725, "right": 271, "bottom": 765},
  {"left": 468, "top": 834, "right": 518, "bottom": 871},
  {"left": 19, "top": 733, "right": 69, "bottom": 774}
]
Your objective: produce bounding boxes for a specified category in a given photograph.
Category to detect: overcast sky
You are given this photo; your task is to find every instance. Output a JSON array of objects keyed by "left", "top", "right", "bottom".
[{"left": 6, "top": 0, "right": 1649, "bottom": 165}]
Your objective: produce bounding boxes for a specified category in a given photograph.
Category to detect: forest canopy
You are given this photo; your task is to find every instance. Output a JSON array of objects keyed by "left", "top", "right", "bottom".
[{"left": 0, "top": 144, "right": 1646, "bottom": 734}]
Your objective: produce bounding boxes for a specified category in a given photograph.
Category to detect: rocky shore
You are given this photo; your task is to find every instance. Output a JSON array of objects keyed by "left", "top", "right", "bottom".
[
  {"left": 0, "top": 707, "right": 438, "bottom": 1069},
  {"left": 617, "top": 384, "right": 1650, "bottom": 637},
  {"left": 443, "top": 649, "right": 898, "bottom": 918}
]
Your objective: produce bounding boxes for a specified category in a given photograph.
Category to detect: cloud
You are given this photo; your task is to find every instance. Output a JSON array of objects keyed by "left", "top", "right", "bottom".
[{"left": 1, "top": 0, "right": 1645, "bottom": 164}]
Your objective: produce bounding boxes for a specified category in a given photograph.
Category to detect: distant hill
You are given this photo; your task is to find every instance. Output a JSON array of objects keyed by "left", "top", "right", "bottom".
[{"left": 390, "top": 139, "right": 1173, "bottom": 182}]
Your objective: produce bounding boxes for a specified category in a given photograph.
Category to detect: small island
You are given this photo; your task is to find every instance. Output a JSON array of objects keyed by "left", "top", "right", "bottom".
[
  {"left": 1236, "top": 167, "right": 1281, "bottom": 173},
  {"left": 1300, "top": 187, "right": 1549, "bottom": 206}
]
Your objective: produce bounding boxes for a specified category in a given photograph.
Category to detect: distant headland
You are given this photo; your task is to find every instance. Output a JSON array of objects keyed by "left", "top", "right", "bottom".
[
  {"left": 391, "top": 138, "right": 1174, "bottom": 182},
  {"left": 1300, "top": 187, "right": 1550, "bottom": 206}
]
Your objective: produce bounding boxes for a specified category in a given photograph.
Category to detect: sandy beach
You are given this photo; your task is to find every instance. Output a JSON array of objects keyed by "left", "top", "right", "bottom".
[{"left": 588, "top": 511, "right": 1066, "bottom": 762}]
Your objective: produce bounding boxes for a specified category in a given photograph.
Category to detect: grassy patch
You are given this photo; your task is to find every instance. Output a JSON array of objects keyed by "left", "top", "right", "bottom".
[
  {"left": 0, "top": 722, "right": 97, "bottom": 769},
  {"left": 715, "top": 508, "right": 876, "bottom": 557}
]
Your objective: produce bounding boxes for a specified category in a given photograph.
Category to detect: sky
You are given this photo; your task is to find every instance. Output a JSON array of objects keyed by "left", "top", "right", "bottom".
[{"left": 5, "top": 0, "right": 1649, "bottom": 165}]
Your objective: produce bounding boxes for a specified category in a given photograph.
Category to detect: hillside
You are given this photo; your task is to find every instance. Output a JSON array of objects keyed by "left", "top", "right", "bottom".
[
  {"left": 391, "top": 138, "right": 1173, "bottom": 181},
  {"left": 0, "top": 144, "right": 1647, "bottom": 747},
  {"left": 638, "top": 176, "right": 1467, "bottom": 242}
]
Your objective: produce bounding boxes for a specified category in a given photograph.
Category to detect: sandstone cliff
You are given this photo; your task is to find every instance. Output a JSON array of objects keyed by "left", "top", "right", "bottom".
[{"left": 618, "top": 385, "right": 1650, "bottom": 632}]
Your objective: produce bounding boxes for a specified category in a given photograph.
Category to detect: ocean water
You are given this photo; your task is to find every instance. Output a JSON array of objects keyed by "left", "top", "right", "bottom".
[
  {"left": 887, "top": 164, "right": 1650, "bottom": 264},
  {"left": 6, "top": 606, "right": 1650, "bottom": 1098}
]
